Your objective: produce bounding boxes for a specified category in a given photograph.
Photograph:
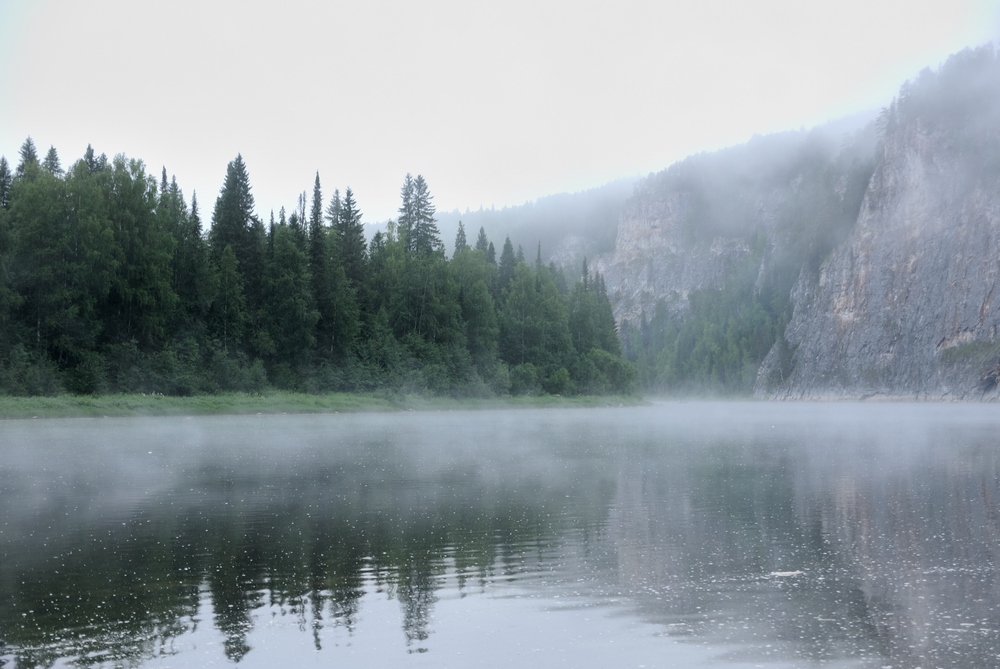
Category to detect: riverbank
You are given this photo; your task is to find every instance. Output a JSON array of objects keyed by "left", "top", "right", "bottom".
[{"left": 0, "top": 392, "right": 644, "bottom": 420}]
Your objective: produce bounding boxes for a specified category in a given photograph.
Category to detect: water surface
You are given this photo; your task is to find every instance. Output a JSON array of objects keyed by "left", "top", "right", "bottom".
[{"left": 2, "top": 402, "right": 999, "bottom": 667}]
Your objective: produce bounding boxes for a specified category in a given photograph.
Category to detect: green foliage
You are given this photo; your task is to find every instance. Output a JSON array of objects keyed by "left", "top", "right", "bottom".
[
  {"left": 0, "top": 142, "right": 634, "bottom": 398},
  {"left": 625, "top": 251, "right": 784, "bottom": 395}
]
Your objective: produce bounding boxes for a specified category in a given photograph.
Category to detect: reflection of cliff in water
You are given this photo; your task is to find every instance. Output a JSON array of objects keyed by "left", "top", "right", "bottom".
[
  {"left": 605, "top": 428, "right": 1000, "bottom": 667},
  {"left": 607, "top": 437, "right": 883, "bottom": 664},
  {"left": 803, "top": 433, "right": 1000, "bottom": 668}
]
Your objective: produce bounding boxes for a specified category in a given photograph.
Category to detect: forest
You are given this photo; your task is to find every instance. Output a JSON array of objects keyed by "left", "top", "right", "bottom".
[{"left": 0, "top": 143, "right": 633, "bottom": 397}]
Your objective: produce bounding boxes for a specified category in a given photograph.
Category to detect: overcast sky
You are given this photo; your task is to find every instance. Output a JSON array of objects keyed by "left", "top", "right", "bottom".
[{"left": 1, "top": 1, "right": 998, "bottom": 224}]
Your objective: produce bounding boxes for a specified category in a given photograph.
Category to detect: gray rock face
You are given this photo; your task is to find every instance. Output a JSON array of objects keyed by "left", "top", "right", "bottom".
[
  {"left": 594, "top": 191, "right": 756, "bottom": 324},
  {"left": 759, "top": 119, "right": 1000, "bottom": 399}
]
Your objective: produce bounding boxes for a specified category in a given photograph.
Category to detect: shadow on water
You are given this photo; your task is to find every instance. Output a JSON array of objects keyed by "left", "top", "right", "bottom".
[{"left": 1, "top": 403, "right": 999, "bottom": 667}]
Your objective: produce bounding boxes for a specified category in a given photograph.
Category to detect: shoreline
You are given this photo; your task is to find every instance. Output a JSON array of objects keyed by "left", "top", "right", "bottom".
[{"left": 0, "top": 392, "right": 645, "bottom": 420}]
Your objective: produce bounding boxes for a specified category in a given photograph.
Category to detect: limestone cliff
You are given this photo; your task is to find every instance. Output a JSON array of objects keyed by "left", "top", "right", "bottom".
[
  {"left": 594, "top": 127, "right": 869, "bottom": 325},
  {"left": 598, "top": 45, "right": 1000, "bottom": 398},
  {"left": 758, "top": 47, "right": 1000, "bottom": 399}
]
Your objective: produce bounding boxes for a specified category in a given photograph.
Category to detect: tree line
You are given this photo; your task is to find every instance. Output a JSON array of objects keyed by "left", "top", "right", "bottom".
[{"left": 0, "top": 140, "right": 634, "bottom": 396}]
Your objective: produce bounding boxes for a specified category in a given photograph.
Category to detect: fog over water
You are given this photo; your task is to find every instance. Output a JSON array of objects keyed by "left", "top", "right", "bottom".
[{"left": 2, "top": 403, "right": 999, "bottom": 667}]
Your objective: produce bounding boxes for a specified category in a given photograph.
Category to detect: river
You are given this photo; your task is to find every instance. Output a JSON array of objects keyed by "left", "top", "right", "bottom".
[{"left": 1, "top": 402, "right": 998, "bottom": 667}]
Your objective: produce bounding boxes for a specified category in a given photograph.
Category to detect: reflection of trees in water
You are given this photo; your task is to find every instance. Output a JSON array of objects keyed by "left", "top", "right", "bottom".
[{"left": 0, "top": 464, "right": 599, "bottom": 667}]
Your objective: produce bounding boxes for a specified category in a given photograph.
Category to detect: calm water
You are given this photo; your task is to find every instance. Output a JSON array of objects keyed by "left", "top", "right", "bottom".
[{"left": 1, "top": 402, "right": 999, "bottom": 668}]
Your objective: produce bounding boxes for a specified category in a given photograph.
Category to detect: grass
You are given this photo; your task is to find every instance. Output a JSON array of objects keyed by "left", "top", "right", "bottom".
[
  {"left": 0, "top": 391, "right": 645, "bottom": 420},
  {"left": 939, "top": 340, "right": 1000, "bottom": 365}
]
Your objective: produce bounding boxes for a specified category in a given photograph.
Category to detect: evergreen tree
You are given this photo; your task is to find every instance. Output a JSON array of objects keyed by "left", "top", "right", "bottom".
[
  {"left": 167, "top": 187, "right": 214, "bottom": 331},
  {"left": 486, "top": 241, "right": 496, "bottom": 265},
  {"left": 308, "top": 173, "right": 332, "bottom": 355},
  {"left": 209, "top": 155, "right": 266, "bottom": 318},
  {"left": 454, "top": 221, "right": 468, "bottom": 255},
  {"left": 0, "top": 157, "right": 11, "bottom": 209},
  {"left": 410, "top": 175, "right": 441, "bottom": 254},
  {"left": 397, "top": 174, "right": 415, "bottom": 252},
  {"left": 15, "top": 138, "right": 39, "bottom": 179},
  {"left": 336, "top": 187, "right": 367, "bottom": 289},
  {"left": 475, "top": 227, "right": 489, "bottom": 254},
  {"left": 83, "top": 144, "right": 107, "bottom": 173},
  {"left": 495, "top": 236, "right": 516, "bottom": 295},
  {"left": 43, "top": 146, "right": 62, "bottom": 177},
  {"left": 209, "top": 155, "right": 256, "bottom": 276},
  {"left": 325, "top": 188, "right": 341, "bottom": 229}
]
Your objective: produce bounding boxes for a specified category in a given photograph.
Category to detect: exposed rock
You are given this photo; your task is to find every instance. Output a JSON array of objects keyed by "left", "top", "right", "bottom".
[
  {"left": 759, "top": 117, "right": 1000, "bottom": 399},
  {"left": 593, "top": 191, "right": 757, "bottom": 324}
]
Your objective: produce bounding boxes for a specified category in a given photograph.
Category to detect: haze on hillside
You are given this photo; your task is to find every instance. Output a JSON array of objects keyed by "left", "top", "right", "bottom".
[{"left": 1, "top": 0, "right": 996, "bottom": 223}]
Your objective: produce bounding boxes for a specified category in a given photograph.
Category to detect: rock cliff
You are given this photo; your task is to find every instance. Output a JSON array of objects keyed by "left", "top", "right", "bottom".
[
  {"left": 600, "top": 45, "right": 1000, "bottom": 398},
  {"left": 758, "top": 49, "right": 1000, "bottom": 399}
]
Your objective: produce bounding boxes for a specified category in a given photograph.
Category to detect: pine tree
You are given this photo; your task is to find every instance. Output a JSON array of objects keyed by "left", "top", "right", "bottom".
[
  {"left": 454, "top": 221, "right": 468, "bottom": 254},
  {"left": 43, "top": 146, "right": 62, "bottom": 177},
  {"left": 486, "top": 241, "right": 496, "bottom": 265}
]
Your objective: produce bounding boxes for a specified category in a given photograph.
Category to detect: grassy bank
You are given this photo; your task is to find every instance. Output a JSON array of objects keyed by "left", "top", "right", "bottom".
[{"left": 0, "top": 391, "right": 644, "bottom": 420}]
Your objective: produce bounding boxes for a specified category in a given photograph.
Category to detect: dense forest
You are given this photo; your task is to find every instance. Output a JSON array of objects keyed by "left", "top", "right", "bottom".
[{"left": 0, "top": 144, "right": 633, "bottom": 397}]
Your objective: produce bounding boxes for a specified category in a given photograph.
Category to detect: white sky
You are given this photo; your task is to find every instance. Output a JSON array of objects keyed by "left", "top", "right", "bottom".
[{"left": 1, "top": 0, "right": 998, "bottom": 224}]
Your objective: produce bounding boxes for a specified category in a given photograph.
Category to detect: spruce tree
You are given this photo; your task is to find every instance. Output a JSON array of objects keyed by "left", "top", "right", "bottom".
[
  {"left": 336, "top": 187, "right": 367, "bottom": 288},
  {"left": 0, "top": 157, "right": 11, "bottom": 209},
  {"left": 209, "top": 155, "right": 264, "bottom": 313},
  {"left": 397, "top": 174, "right": 415, "bottom": 253},
  {"left": 496, "top": 236, "right": 516, "bottom": 294},
  {"left": 15, "top": 137, "right": 39, "bottom": 179},
  {"left": 454, "top": 221, "right": 468, "bottom": 254},
  {"left": 410, "top": 175, "right": 441, "bottom": 254},
  {"left": 475, "top": 227, "right": 489, "bottom": 253},
  {"left": 43, "top": 146, "right": 62, "bottom": 177},
  {"left": 308, "top": 173, "right": 333, "bottom": 355},
  {"left": 209, "top": 155, "right": 256, "bottom": 270},
  {"left": 325, "top": 188, "right": 341, "bottom": 228},
  {"left": 83, "top": 144, "right": 107, "bottom": 173}
]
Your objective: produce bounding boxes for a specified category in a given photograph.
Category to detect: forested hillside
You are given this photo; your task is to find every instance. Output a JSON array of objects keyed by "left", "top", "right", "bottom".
[{"left": 0, "top": 146, "right": 633, "bottom": 397}]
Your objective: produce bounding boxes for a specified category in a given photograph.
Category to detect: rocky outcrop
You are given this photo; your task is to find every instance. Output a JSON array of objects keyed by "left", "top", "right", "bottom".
[
  {"left": 758, "top": 119, "right": 1000, "bottom": 399},
  {"left": 593, "top": 191, "right": 757, "bottom": 324},
  {"left": 757, "top": 48, "right": 1000, "bottom": 400}
]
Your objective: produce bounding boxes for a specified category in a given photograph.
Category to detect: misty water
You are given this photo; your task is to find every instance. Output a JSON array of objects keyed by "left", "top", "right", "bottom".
[{"left": 2, "top": 403, "right": 1000, "bottom": 668}]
